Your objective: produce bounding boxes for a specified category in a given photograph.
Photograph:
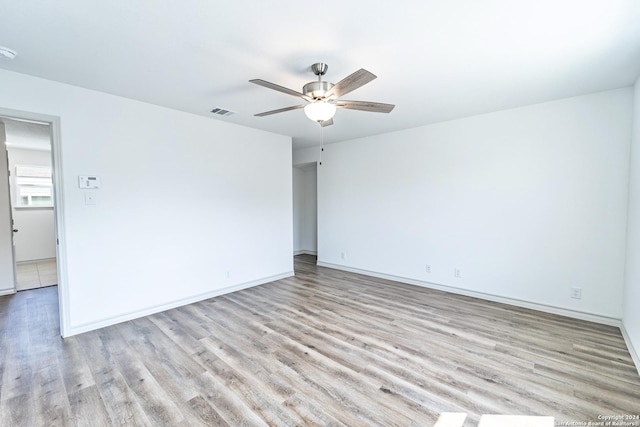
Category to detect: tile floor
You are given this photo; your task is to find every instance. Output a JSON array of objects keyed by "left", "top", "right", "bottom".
[{"left": 15, "top": 258, "right": 58, "bottom": 291}]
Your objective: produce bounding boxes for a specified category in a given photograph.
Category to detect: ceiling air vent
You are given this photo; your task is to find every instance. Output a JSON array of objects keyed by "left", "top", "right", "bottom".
[
  {"left": 0, "top": 46, "right": 17, "bottom": 59},
  {"left": 210, "top": 107, "right": 235, "bottom": 117}
]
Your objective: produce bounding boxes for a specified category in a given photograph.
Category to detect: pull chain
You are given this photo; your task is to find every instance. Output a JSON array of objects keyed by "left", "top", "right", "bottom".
[{"left": 319, "top": 122, "right": 324, "bottom": 166}]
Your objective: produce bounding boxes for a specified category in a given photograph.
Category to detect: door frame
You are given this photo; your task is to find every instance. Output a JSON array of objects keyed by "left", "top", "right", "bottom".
[
  {"left": 1, "top": 146, "right": 17, "bottom": 294},
  {"left": 0, "top": 107, "right": 69, "bottom": 338}
]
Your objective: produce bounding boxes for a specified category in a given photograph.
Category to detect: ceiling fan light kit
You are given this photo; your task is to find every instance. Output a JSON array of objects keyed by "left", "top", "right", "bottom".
[
  {"left": 304, "top": 101, "right": 337, "bottom": 122},
  {"left": 250, "top": 62, "right": 394, "bottom": 126}
]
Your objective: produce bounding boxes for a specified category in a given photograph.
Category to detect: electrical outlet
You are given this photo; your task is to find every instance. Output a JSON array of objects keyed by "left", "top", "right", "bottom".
[
  {"left": 454, "top": 268, "right": 461, "bottom": 278},
  {"left": 225, "top": 271, "right": 231, "bottom": 279},
  {"left": 426, "top": 264, "right": 432, "bottom": 273},
  {"left": 341, "top": 252, "right": 346, "bottom": 260},
  {"left": 571, "top": 287, "right": 582, "bottom": 299}
]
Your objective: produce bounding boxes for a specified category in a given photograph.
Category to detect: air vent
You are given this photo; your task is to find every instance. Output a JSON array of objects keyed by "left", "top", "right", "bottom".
[
  {"left": 210, "top": 107, "right": 235, "bottom": 117},
  {"left": 0, "top": 46, "right": 17, "bottom": 60}
]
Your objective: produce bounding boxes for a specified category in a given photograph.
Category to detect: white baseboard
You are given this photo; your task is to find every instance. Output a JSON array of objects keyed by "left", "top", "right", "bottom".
[
  {"left": 294, "top": 250, "right": 317, "bottom": 256},
  {"left": 64, "top": 271, "right": 294, "bottom": 338},
  {"left": 317, "top": 262, "right": 621, "bottom": 327},
  {"left": 0, "top": 288, "right": 16, "bottom": 296},
  {"left": 621, "top": 323, "right": 640, "bottom": 376}
]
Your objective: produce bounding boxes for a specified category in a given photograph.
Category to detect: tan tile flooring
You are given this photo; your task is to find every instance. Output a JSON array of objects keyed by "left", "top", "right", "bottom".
[{"left": 15, "top": 258, "right": 57, "bottom": 291}]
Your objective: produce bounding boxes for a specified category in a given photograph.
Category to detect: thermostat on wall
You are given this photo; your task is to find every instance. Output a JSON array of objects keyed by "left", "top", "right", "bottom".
[{"left": 78, "top": 175, "right": 101, "bottom": 189}]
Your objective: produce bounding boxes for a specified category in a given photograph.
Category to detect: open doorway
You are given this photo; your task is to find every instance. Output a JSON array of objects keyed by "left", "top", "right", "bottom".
[
  {"left": 1, "top": 117, "right": 57, "bottom": 291},
  {"left": 293, "top": 162, "right": 318, "bottom": 259}
]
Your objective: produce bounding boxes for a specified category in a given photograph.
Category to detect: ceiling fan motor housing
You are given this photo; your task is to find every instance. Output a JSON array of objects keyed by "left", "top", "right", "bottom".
[{"left": 303, "top": 81, "right": 334, "bottom": 100}]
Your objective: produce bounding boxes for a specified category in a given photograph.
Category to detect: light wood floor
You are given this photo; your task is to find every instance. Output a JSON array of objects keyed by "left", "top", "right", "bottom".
[{"left": 1, "top": 254, "right": 638, "bottom": 426}]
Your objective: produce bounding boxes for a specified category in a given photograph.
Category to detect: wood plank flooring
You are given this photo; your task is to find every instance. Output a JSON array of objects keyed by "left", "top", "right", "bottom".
[{"left": 1, "top": 254, "right": 638, "bottom": 426}]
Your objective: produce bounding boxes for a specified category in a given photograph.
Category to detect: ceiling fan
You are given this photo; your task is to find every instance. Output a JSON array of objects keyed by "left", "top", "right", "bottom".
[{"left": 250, "top": 63, "right": 395, "bottom": 127}]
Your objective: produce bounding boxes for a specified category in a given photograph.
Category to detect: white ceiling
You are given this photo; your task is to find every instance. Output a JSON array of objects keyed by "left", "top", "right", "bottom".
[{"left": 1, "top": 0, "right": 639, "bottom": 149}]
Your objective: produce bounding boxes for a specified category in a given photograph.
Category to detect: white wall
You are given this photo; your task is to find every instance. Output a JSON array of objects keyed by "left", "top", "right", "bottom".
[
  {"left": 7, "top": 147, "right": 57, "bottom": 262},
  {"left": 293, "top": 163, "right": 317, "bottom": 255},
  {"left": 0, "top": 122, "right": 15, "bottom": 294},
  {"left": 293, "top": 146, "right": 321, "bottom": 166},
  {"left": 623, "top": 76, "right": 640, "bottom": 371},
  {"left": 318, "top": 88, "right": 632, "bottom": 322},
  {"left": 0, "top": 69, "right": 293, "bottom": 336}
]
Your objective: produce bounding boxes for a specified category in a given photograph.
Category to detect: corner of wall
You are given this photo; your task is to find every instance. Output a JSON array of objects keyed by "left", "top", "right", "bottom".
[{"left": 621, "top": 74, "right": 640, "bottom": 375}]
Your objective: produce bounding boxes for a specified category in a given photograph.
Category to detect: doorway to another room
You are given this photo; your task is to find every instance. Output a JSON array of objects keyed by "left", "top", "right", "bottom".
[
  {"left": 293, "top": 162, "right": 318, "bottom": 262},
  {"left": 1, "top": 117, "right": 57, "bottom": 291}
]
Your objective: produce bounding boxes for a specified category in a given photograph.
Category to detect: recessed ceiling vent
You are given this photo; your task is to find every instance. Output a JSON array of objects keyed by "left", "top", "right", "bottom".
[
  {"left": 210, "top": 107, "right": 235, "bottom": 117},
  {"left": 0, "top": 46, "right": 17, "bottom": 60}
]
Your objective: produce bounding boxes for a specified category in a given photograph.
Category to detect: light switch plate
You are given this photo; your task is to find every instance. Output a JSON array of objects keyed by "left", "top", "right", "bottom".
[{"left": 84, "top": 192, "right": 97, "bottom": 205}]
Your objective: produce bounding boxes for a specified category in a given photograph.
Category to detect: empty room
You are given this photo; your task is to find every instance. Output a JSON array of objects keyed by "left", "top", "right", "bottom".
[{"left": 1, "top": 1, "right": 639, "bottom": 426}]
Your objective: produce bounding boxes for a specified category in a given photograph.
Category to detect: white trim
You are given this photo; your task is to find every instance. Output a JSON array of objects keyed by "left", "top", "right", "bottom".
[
  {"left": 50, "top": 115, "right": 69, "bottom": 337},
  {"left": 317, "top": 261, "right": 622, "bottom": 327},
  {"left": 4, "top": 142, "right": 51, "bottom": 152},
  {"left": 621, "top": 323, "right": 640, "bottom": 376},
  {"left": 0, "top": 288, "right": 16, "bottom": 296},
  {"left": 294, "top": 250, "right": 317, "bottom": 256},
  {"left": 16, "top": 257, "right": 56, "bottom": 265},
  {"left": 14, "top": 206, "right": 54, "bottom": 210},
  {"left": 64, "top": 271, "right": 294, "bottom": 337}
]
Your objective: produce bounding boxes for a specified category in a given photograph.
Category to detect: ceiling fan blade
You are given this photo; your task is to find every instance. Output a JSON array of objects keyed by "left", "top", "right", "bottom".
[
  {"left": 320, "top": 118, "right": 334, "bottom": 127},
  {"left": 326, "top": 69, "right": 376, "bottom": 99},
  {"left": 336, "top": 100, "right": 395, "bottom": 113},
  {"left": 254, "top": 105, "right": 305, "bottom": 117},
  {"left": 249, "top": 79, "right": 312, "bottom": 102}
]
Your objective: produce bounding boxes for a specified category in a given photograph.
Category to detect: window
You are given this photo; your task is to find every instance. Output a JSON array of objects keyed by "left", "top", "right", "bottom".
[{"left": 15, "top": 165, "right": 53, "bottom": 207}]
